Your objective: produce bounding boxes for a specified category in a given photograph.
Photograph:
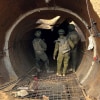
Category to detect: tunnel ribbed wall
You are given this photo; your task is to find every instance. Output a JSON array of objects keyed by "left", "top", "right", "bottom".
[{"left": 0, "top": 0, "right": 100, "bottom": 98}]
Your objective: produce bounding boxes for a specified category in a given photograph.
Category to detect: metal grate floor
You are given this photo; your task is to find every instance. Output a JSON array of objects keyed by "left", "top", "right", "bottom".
[{"left": 13, "top": 73, "right": 86, "bottom": 100}]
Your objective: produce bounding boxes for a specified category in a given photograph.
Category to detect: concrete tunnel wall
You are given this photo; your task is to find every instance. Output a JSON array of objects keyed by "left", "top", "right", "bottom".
[{"left": 0, "top": 0, "right": 100, "bottom": 98}]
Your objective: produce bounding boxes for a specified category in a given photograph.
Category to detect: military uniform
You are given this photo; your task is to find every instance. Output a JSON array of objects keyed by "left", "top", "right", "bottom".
[
  {"left": 32, "top": 31, "right": 49, "bottom": 72},
  {"left": 67, "top": 24, "right": 80, "bottom": 71},
  {"left": 53, "top": 29, "right": 74, "bottom": 76}
]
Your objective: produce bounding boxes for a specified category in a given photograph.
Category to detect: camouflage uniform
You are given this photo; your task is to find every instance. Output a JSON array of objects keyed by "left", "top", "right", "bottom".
[
  {"left": 67, "top": 24, "right": 80, "bottom": 71},
  {"left": 32, "top": 31, "right": 49, "bottom": 72},
  {"left": 53, "top": 29, "right": 74, "bottom": 76}
]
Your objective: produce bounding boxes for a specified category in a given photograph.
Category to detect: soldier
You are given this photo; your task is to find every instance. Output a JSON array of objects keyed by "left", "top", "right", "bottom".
[
  {"left": 32, "top": 30, "right": 50, "bottom": 73},
  {"left": 53, "top": 29, "right": 74, "bottom": 76},
  {"left": 67, "top": 24, "right": 80, "bottom": 72}
]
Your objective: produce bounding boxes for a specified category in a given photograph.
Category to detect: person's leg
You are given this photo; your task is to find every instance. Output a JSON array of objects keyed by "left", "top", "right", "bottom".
[
  {"left": 63, "top": 53, "right": 70, "bottom": 76},
  {"left": 57, "top": 53, "right": 63, "bottom": 75},
  {"left": 44, "top": 59, "right": 49, "bottom": 71},
  {"left": 71, "top": 47, "right": 77, "bottom": 71},
  {"left": 40, "top": 52, "right": 50, "bottom": 71},
  {"left": 35, "top": 53, "right": 41, "bottom": 72}
]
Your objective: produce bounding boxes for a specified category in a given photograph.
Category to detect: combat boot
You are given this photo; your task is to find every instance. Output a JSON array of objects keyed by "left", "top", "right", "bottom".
[{"left": 56, "top": 73, "right": 62, "bottom": 76}]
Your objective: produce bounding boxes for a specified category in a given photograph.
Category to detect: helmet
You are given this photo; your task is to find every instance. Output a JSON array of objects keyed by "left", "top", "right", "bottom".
[
  {"left": 58, "top": 29, "right": 65, "bottom": 34},
  {"left": 34, "top": 30, "right": 41, "bottom": 37},
  {"left": 68, "top": 24, "right": 75, "bottom": 31}
]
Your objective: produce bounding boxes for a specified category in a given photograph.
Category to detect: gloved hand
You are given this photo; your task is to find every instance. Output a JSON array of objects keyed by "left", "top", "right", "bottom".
[{"left": 53, "top": 56, "right": 56, "bottom": 60}]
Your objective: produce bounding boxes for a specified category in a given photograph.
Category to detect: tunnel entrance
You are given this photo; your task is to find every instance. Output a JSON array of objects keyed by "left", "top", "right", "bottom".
[
  {"left": 7, "top": 12, "right": 86, "bottom": 80},
  {"left": 2, "top": 7, "right": 88, "bottom": 83}
]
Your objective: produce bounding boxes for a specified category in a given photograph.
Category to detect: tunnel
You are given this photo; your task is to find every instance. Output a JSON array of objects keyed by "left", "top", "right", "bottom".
[{"left": 0, "top": 0, "right": 100, "bottom": 99}]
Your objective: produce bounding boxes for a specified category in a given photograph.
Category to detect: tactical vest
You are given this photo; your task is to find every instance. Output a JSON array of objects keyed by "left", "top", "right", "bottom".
[
  {"left": 58, "top": 37, "right": 70, "bottom": 54},
  {"left": 32, "top": 39, "right": 44, "bottom": 52}
]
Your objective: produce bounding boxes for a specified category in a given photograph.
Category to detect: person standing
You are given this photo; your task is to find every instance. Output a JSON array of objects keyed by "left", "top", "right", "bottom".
[
  {"left": 53, "top": 29, "right": 74, "bottom": 76},
  {"left": 32, "top": 30, "right": 50, "bottom": 73},
  {"left": 67, "top": 24, "right": 80, "bottom": 72}
]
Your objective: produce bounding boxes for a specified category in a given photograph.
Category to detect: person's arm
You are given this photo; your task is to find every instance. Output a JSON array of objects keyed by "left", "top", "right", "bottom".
[
  {"left": 53, "top": 42, "right": 59, "bottom": 60},
  {"left": 68, "top": 38, "right": 74, "bottom": 49},
  {"left": 40, "top": 39, "right": 47, "bottom": 51},
  {"left": 32, "top": 39, "right": 35, "bottom": 48}
]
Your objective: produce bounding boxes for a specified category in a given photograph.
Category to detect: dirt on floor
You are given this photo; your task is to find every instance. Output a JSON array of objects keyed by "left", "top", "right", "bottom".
[
  {"left": 0, "top": 91, "right": 14, "bottom": 100},
  {"left": 0, "top": 91, "right": 94, "bottom": 100},
  {"left": 0, "top": 91, "right": 32, "bottom": 100},
  {"left": 0, "top": 91, "right": 49, "bottom": 100}
]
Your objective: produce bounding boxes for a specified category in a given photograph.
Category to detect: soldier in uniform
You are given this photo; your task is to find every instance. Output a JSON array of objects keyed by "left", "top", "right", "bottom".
[
  {"left": 67, "top": 24, "right": 80, "bottom": 72},
  {"left": 32, "top": 30, "right": 50, "bottom": 73},
  {"left": 53, "top": 29, "right": 74, "bottom": 76}
]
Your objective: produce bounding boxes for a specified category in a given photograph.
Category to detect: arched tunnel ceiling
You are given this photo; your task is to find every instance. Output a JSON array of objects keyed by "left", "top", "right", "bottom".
[
  {"left": 0, "top": 0, "right": 90, "bottom": 50},
  {"left": 0, "top": 0, "right": 100, "bottom": 99},
  {"left": 9, "top": 9, "right": 87, "bottom": 42}
]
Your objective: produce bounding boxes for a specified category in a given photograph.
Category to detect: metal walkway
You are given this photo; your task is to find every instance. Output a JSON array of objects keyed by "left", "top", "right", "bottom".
[{"left": 13, "top": 72, "right": 86, "bottom": 100}]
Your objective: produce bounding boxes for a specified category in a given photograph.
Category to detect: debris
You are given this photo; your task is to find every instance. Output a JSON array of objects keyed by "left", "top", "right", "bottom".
[
  {"left": 81, "top": 87, "right": 92, "bottom": 100},
  {"left": 9, "top": 73, "right": 86, "bottom": 100},
  {"left": 93, "top": 56, "right": 98, "bottom": 61},
  {"left": 46, "top": 70, "right": 54, "bottom": 74},
  {"left": 36, "top": 16, "right": 60, "bottom": 29},
  {"left": 43, "top": 95, "right": 49, "bottom": 100},
  {"left": 12, "top": 90, "right": 28, "bottom": 97},
  {"left": 2, "top": 80, "right": 20, "bottom": 92},
  {"left": 87, "top": 35, "right": 94, "bottom": 50},
  {"left": 36, "top": 16, "right": 60, "bottom": 25},
  {"left": 85, "top": 95, "right": 92, "bottom": 100},
  {"left": 29, "top": 76, "right": 38, "bottom": 91},
  {"left": 17, "top": 87, "right": 28, "bottom": 90}
]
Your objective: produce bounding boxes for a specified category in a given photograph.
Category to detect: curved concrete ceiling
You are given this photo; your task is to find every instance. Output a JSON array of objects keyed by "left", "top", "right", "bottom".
[{"left": 0, "top": 0, "right": 100, "bottom": 99}]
